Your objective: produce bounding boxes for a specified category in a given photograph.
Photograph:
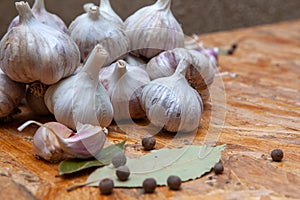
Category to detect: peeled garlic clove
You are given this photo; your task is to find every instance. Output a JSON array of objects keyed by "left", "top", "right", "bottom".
[
  {"left": 44, "top": 44, "right": 114, "bottom": 130},
  {"left": 8, "top": 0, "right": 68, "bottom": 33},
  {"left": 0, "top": 72, "right": 26, "bottom": 119},
  {"left": 141, "top": 59, "right": 203, "bottom": 133},
  {"left": 69, "top": 5, "right": 129, "bottom": 65},
  {"left": 99, "top": 60, "right": 150, "bottom": 120},
  {"left": 0, "top": 2, "right": 80, "bottom": 85},
  {"left": 146, "top": 48, "right": 216, "bottom": 99},
  {"left": 125, "top": 0, "right": 184, "bottom": 58}
]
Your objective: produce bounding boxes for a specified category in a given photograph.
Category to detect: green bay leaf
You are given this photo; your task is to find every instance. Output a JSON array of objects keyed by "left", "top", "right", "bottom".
[
  {"left": 58, "top": 141, "right": 126, "bottom": 175},
  {"left": 86, "top": 144, "right": 225, "bottom": 187}
]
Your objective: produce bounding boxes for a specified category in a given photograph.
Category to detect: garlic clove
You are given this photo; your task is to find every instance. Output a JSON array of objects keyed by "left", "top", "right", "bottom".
[{"left": 125, "top": 0, "right": 184, "bottom": 58}]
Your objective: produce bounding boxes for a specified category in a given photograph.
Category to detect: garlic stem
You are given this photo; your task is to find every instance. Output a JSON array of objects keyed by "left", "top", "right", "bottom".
[
  {"left": 32, "top": 0, "right": 45, "bottom": 13},
  {"left": 88, "top": 6, "right": 100, "bottom": 20},
  {"left": 83, "top": 3, "right": 95, "bottom": 12},
  {"left": 156, "top": 0, "right": 171, "bottom": 10},
  {"left": 15, "top": 1, "right": 35, "bottom": 24},
  {"left": 174, "top": 59, "right": 189, "bottom": 76},
  {"left": 17, "top": 120, "right": 43, "bottom": 132},
  {"left": 81, "top": 44, "right": 108, "bottom": 80},
  {"left": 113, "top": 60, "right": 127, "bottom": 80}
]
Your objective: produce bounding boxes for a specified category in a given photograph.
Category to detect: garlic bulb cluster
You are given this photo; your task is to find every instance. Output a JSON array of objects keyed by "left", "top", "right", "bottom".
[
  {"left": 146, "top": 48, "right": 216, "bottom": 98},
  {"left": 141, "top": 59, "right": 203, "bottom": 133},
  {"left": 18, "top": 121, "right": 107, "bottom": 163},
  {"left": 69, "top": 5, "right": 129, "bottom": 65},
  {"left": 0, "top": 72, "right": 26, "bottom": 119},
  {"left": 125, "top": 0, "right": 184, "bottom": 58},
  {"left": 0, "top": 2, "right": 80, "bottom": 85},
  {"left": 44, "top": 45, "right": 113, "bottom": 130},
  {"left": 9, "top": 0, "right": 68, "bottom": 33},
  {"left": 99, "top": 60, "right": 150, "bottom": 120}
]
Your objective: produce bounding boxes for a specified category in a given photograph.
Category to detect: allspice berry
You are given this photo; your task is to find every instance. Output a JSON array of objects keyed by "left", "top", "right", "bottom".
[
  {"left": 111, "top": 152, "right": 127, "bottom": 168},
  {"left": 167, "top": 175, "right": 181, "bottom": 190},
  {"left": 116, "top": 165, "right": 130, "bottom": 181},
  {"left": 99, "top": 178, "right": 114, "bottom": 195},
  {"left": 213, "top": 162, "right": 224, "bottom": 175},
  {"left": 143, "top": 178, "right": 157, "bottom": 193},
  {"left": 142, "top": 136, "right": 156, "bottom": 150},
  {"left": 271, "top": 149, "right": 284, "bottom": 162}
]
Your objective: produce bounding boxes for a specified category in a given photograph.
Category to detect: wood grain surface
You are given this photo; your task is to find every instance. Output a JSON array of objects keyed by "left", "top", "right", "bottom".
[{"left": 0, "top": 20, "right": 300, "bottom": 200}]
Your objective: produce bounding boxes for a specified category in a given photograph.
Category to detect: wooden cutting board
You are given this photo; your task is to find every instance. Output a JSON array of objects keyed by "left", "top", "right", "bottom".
[{"left": 0, "top": 20, "right": 300, "bottom": 200}]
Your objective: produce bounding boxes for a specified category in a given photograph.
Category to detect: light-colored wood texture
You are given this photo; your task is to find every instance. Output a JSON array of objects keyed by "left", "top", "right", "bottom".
[{"left": 1, "top": 20, "right": 300, "bottom": 199}]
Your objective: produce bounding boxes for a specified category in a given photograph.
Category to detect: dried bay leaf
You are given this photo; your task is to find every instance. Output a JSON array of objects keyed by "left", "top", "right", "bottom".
[
  {"left": 58, "top": 141, "right": 126, "bottom": 175},
  {"left": 86, "top": 144, "right": 225, "bottom": 187}
]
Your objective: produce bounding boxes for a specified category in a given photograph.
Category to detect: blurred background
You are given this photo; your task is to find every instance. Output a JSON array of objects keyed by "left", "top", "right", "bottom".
[{"left": 0, "top": 0, "right": 300, "bottom": 37}]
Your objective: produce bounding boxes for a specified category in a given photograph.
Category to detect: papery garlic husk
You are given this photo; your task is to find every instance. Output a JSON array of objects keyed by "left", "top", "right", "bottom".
[
  {"left": 44, "top": 44, "right": 113, "bottom": 130},
  {"left": 141, "top": 59, "right": 203, "bottom": 133},
  {"left": 69, "top": 5, "right": 129, "bottom": 65},
  {"left": 8, "top": 0, "right": 68, "bottom": 33},
  {"left": 99, "top": 60, "right": 150, "bottom": 120},
  {"left": 83, "top": 0, "right": 124, "bottom": 28},
  {"left": 0, "top": 2, "right": 80, "bottom": 85},
  {"left": 0, "top": 72, "right": 26, "bottom": 119},
  {"left": 125, "top": 0, "right": 184, "bottom": 58},
  {"left": 25, "top": 82, "right": 50, "bottom": 116},
  {"left": 18, "top": 120, "right": 107, "bottom": 163},
  {"left": 146, "top": 48, "right": 216, "bottom": 100}
]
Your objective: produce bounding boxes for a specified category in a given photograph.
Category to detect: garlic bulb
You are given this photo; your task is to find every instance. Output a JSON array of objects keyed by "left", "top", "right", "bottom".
[
  {"left": 146, "top": 48, "right": 216, "bottom": 99},
  {"left": 99, "top": 60, "right": 150, "bottom": 120},
  {"left": 18, "top": 121, "right": 107, "bottom": 163},
  {"left": 125, "top": 0, "right": 184, "bottom": 58},
  {"left": 8, "top": 0, "right": 68, "bottom": 33},
  {"left": 0, "top": 2, "right": 80, "bottom": 85},
  {"left": 25, "top": 82, "right": 50, "bottom": 116},
  {"left": 0, "top": 72, "right": 26, "bottom": 119},
  {"left": 83, "top": 0, "right": 124, "bottom": 27},
  {"left": 125, "top": 54, "right": 147, "bottom": 69},
  {"left": 44, "top": 44, "right": 113, "bottom": 130},
  {"left": 141, "top": 59, "right": 203, "bottom": 133},
  {"left": 69, "top": 5, "right": 129, "bottom": 65}
]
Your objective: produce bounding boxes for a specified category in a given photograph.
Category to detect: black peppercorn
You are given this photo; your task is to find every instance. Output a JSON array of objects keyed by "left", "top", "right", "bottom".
[
  {"left": 167, "top": 175, "right": 181, "bottom": 190},
  {"left": 271, "top": 149, "right": 284, "bottom": 162},
  {"left": 143, "top": 178, "right": 157, "bottom": 193},
  {"left": 142, "top": 136, "right": 156, "bottom": 150},
  {"left": 213, "top": 161, "right": 224, "bottom": 175},
  {"left": 111, "top": 152, "right": 127, "bottom": 168},
  {"left": 99, "top": 178, "right": 114, "bottom": 195},
  {"left": 116, "top": 165, "right": 130, "bottom": 181}
]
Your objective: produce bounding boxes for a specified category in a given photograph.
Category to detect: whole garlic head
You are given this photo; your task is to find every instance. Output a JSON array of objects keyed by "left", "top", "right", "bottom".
[
  {"left": 141, "top": 59, "right": 203, "bottom": 133},
  {"left": 0, "top": 2, "right": 80, "bottom": 85},
  {"left": 125, "top": 0, "right": 184, "bottom": 58}
]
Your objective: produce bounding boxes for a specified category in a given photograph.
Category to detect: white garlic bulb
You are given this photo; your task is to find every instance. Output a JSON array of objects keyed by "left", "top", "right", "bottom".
[
  {"left": 0, "top": 2, "right": 80, "bottom": 85},
  {"left": 69, "top": 5, "right": 129, "bottom": 65},
  {"left": 141, "top": 59, "right": 203, "bottom": 133},
  {"left": 18, "top": 121, "right": 107, "bottom": 163},
  {"left": 99, "top": 60, "right": 150, "bottom": 120},
  {"left": 0, "top": 72, "right": 26, "bottom": 119},
  {"left": 8, "top": 0, "right": 68, "bottom": 33},
  {"left": 125, "top": 0, "right": 184, "bottom": 58},
  {"left": 44, "top": 44, "right": 113, "bottom": 130},
  {"left": 125, "top": 54, "right": 147, "bottom": 69},
  {"left": 146, "top": 48, "right": 216, "bottom": 99}
]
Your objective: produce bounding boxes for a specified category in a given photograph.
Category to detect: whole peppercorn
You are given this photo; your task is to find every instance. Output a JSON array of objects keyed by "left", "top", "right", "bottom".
[
  {"left": 116, "top": 165, "right": 130, "bottom": 181},
  {"left": 111, "top": 152, "right": 127, "bottom": 168},
  {"left": 99, "top": 178, "right": 114, "bottom": 195},
  {"left": 271, "top": 149, "right": 284, "bottom": 162},
  {"left": 167, "top": 175, "right": 181, "bottom": 190},
  {"left": 142, "top": 136, "right": 156, "bottom": 150},
  {"left": 213, "top": 161, "right": 224, "bottom": 175},
  {"left": 143, "top": 178, "right": 157, "bottom": 193}
]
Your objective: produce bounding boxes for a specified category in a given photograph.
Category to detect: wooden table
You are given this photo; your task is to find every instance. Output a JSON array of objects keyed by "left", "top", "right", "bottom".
[{"left": 1, "top": 20, "right": 300, "bottom": 200}]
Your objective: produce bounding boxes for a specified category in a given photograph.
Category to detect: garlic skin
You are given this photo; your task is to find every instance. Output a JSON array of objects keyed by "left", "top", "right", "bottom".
[
  {"left": 125, "top": 0, "right": 184, "bottom": 58},
  {"left": 0, "top": 72, "right": 26, "bottom": 118},
  {"left": 69, "top": 5, "right": 129, "bottom": 65},
  {"left": 8, "top": 0, "right": 68, "bottom": 33},
  {"left": 44, "top": 45, "right": 113, "bottom": 130},
  {"left": 125, "top": 54, "right": 147, "bottom": 69},
  {"left": 99, "top": 60, "right": 150, "bottom": 120},
  {"left": 141, "top": 59, "right": 203, "bottom": 133},
  {"left": 0, "top": 2, "right": 80, "bottom": 85},
  {"left": 146, "top": 48, "right": 216, "bottom": 99},
  {"left": 18, "top": 121, "right": 107, "bottom": 163}
]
